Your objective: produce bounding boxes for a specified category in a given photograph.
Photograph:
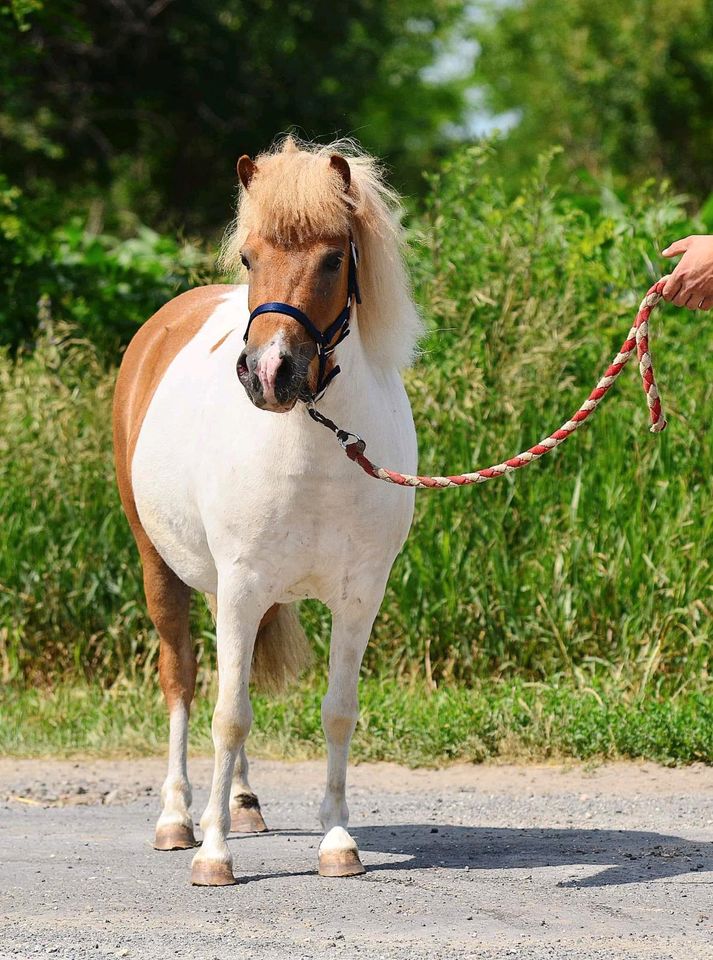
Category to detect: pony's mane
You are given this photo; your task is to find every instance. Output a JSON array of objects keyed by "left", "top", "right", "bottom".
[{"left": 219, "top": 136, "right": 422, "bottom": 370}]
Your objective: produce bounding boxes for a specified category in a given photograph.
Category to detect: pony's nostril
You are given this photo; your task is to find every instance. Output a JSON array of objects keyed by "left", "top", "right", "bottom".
[
  {"left": 276, "top": 354, "right": 293, "bottom": 383},
  {"left": 236, "top": 350, "right": 250, "bottom": 381},
  {"left": 274, "top": 354, "right": 294, "bottom": 402}
]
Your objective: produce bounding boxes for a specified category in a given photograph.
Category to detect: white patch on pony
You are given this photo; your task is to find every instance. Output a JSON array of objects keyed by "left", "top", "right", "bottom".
[
  {"left": 319, "top": 825, "right": 358, "bottom": 857},
  {"left": 256, "top": 335, "right": 286, "bottom": 405},
  {"left": 132, "top": 285, "right": 251, "bottom": 594},
  {"left": 156, "top": 702, "right": 192, "bottom": 830}
]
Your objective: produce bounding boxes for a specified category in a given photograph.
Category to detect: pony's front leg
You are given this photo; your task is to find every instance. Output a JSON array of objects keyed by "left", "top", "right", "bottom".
[
  {"left": 191, "top": 580, "right": 260, "bottom": 886},
  {"left": 318, "top": 592, "right": 383, "bottom": 878}
]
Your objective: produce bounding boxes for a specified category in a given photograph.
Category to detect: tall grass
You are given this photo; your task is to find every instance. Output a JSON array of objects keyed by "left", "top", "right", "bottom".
[{"left": 1, "top": 148, "right": 711, "bottom": 696}]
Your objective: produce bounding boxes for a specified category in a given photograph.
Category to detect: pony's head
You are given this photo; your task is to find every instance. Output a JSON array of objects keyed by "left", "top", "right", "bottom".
[{"left": 220, "top": 136, "right": 421, "bottom": 413}]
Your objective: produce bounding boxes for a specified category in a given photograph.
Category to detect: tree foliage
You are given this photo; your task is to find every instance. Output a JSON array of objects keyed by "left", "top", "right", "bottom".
[
  {"left": 472, "top": 0, "right": 713, "bottom": 203},
  {"left": 0, "top": 0, "right": 466, "bottom": 232}
]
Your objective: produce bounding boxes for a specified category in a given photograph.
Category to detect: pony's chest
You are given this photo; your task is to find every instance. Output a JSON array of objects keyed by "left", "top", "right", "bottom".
[{"left": 202, "top": 451, "right": 408, "bottom": 581}]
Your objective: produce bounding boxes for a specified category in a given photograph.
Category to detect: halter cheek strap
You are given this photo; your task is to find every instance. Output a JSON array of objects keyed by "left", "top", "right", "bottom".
[{"left": 243, "top": 235, "right": 361, "bottom": 402}]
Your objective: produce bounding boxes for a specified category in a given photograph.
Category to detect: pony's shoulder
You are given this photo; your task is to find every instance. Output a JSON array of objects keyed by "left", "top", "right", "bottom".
[
  {"left": 150, "top": 283, "right": 240, "bottom": 324},
  {"left": 123, "top": 284, "right": 238, "bottom": 358}
]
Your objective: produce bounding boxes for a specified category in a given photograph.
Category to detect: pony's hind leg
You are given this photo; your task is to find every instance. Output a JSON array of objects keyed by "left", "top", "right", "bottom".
[
  {"left": 143, "top": 548, "right": 198, "bottom": 851},
  {"left": 318, "top": 588, "right": 385, "bottom": 878},
  {"left": 230, "top": 746, "right": 268, "bottom": 833}
]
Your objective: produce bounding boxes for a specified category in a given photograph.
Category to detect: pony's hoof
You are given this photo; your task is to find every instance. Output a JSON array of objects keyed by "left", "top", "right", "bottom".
[
  {"left": 231, "top": 807, "right": 268, "bottom": 834},
  {"left": 230, "top": 795, "right": 268, "bottom": 833},
  {"left": 318, "top": 848, "right": 366, "bottom": 878},
  {"left": 191, "top": 859, "right": 236, "bottom": 886},
  {"left": 154, "top": 823, "right": 198, "bottom": 851}
]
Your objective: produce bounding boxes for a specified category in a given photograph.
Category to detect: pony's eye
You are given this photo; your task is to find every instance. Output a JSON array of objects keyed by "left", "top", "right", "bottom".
[
  {"left": 240, "top": 253, "right": 251, "bottom": 270},
  {"left": 323, "top": 252, "right": 343, "bottom": 272}
]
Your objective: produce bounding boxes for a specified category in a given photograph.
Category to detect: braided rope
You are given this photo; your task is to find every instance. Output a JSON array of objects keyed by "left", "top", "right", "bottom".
[{"left": 328, "top": 280, "right": 668, "bottom": 489}]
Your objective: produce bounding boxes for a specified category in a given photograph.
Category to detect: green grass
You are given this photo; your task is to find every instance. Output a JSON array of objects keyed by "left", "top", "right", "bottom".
[{"left": 2, "top": 677, "right": 712, "bottom": 766}]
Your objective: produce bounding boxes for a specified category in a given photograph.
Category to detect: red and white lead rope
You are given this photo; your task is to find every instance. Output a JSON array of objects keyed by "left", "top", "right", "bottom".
[{"left": 310, "top": 279, "right": 667, "bottom": 488}]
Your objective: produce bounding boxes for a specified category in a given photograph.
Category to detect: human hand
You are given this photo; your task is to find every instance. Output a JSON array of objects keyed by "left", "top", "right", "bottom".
[{"left": 661, "top": 235, "right": 713, "bottom": 309}]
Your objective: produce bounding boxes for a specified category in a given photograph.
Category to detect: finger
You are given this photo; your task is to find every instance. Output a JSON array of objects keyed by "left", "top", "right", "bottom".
[
  {"left": 672, "top": 287, "right": 691, "bottom": 307},
  {"left": 687, "top": 288, "right": 706, "bottom": 309},
  {"left": 661, "top": 236, "right": 694, "bottom": 257},
  {"left": 662, "top": 276, "right": 682, "bottom": 301},
  {"left": 700, "top": 296, "right": 713, "bottom": 311}
]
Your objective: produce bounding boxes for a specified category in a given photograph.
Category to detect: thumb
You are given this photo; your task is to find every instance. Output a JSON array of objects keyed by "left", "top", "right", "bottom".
[{"left": 662, "top": 236, "right": 694, "bottom": 258}]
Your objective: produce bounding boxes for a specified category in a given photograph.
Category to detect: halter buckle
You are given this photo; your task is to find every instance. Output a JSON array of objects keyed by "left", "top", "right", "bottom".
[{"left": 337, "top": 429, "right": 365, "bottom": 453}]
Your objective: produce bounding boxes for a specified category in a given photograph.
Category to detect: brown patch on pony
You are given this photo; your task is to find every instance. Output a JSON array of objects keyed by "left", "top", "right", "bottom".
[
  {"left": 149, "top": 552, "right": 195, "bottom": 712},
  {"left": 210, "top": 328, "right": 236, "bottom": 353}
]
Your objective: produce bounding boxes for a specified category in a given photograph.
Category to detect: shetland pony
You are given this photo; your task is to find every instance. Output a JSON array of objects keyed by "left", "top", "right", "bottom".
[{"left": 113, "top": 137, "right": 421, "bottom": 885}]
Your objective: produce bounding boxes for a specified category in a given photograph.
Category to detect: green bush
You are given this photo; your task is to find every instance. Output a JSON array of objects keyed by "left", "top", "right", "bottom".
[
  {"left": 1, "top": 148, "right": 711, "bottom": 697},
  {"left": 0, "top": 175, "right": 211, "bottom": 359}
]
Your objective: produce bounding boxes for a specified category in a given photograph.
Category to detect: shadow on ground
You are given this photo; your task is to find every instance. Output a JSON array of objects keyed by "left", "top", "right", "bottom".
[{"left": 236, "top": 824, "right": 712, "bottom": 888}]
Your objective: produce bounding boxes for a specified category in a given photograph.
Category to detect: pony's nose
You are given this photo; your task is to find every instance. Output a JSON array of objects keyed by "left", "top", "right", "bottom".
[
  {"left": 237, "top": 348, "right": 250, "bottom": 378},
  {"left": 255, "top": 341, "right": 288, "bottom": 405},
  {"left": 237, "top": 344, "right": 301, "bottom": 409}
]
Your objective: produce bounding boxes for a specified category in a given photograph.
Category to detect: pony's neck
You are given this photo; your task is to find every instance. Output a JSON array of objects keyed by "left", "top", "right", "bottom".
[{"left": 312, "top": 306, "right": 395, "bottom": 422}]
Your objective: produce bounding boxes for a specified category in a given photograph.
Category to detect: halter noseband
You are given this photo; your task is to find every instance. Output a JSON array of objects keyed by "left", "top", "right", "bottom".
[{"left": 242, "top": 235, "right": 361, "bottom": 402}]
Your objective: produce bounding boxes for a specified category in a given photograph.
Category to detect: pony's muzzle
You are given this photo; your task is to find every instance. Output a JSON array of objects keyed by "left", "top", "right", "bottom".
[{"left": 237, "top": 341, "right": 312, "bottom": 411}]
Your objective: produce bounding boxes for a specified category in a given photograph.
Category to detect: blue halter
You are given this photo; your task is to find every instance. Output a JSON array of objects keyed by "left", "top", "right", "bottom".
[{"left": 243, "top": 236, "right": 361, "bottom": 402}]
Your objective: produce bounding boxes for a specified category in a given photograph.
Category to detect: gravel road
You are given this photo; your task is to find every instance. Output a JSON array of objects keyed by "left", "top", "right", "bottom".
[{"left": 2, "top": 758, "right": 712, "bottom": 959}]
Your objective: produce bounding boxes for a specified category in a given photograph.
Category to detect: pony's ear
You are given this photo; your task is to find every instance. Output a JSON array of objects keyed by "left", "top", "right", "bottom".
[
  {"left": 329, "top": 154, "right": 351, "bottom": 193},
  {"left": 237, "top": 155, "right": 258, "bottom": 190}
]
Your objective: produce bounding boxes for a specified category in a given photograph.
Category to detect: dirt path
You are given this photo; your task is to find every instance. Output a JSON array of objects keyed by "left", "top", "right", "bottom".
[{"left": 2, "top": 758, "right": 712, "bottom": 959}]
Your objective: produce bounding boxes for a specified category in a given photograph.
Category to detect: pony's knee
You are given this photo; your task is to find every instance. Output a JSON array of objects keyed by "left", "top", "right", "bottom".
[
  {"left": 212, "top": 701, "right": 252, "bottom": 751},
  {"left": 321, "top": 694, "right": 358, "bottom": 745}
]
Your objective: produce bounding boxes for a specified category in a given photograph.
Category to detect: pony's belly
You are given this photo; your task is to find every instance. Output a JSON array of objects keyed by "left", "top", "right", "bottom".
[
  {"left": 132, "top": 437, "right": 218, "bottom": 594},
  {"left": 203, "top": 473, "right": 413, "bottom": 607},
  {"left": 135, "top": 493, "right": 217, "bottom": 593},
  {"left": 133, "top": 449, "right": 411, "bottom": 602}
]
